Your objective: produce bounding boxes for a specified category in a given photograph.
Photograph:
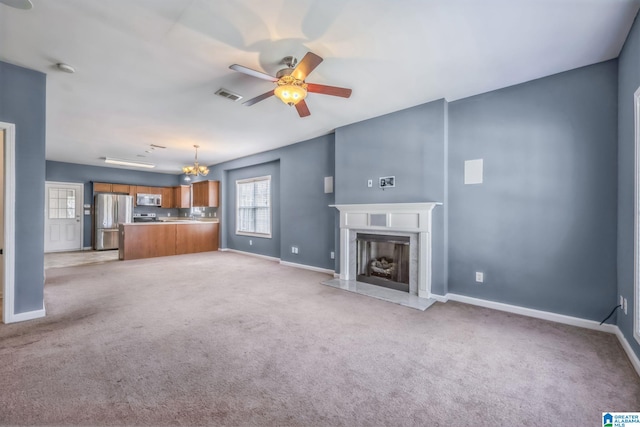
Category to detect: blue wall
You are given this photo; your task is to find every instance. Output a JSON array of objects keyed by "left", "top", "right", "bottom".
[
  {"left": 334, "top": 99, "right": 447, "bottom": 294},
  {"left": 448, "top": 60, "right": 619, "bottom": 321},
  {"left": 0, "top": 61, "right": 46, "bottom": 314},
  {"left": 208, "top": 134, "right": 336, "bottom": 270},
  {"left": 46, "top": 161, "right": 182, "bottom": 248},
  {"left": 617, "top": 13, "right": 640, "bottom": 358}
]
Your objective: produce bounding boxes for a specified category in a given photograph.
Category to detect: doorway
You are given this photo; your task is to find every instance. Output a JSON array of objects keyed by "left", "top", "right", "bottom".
[{"left": 44, "top": 182, "right": 84, "bottom": 253}]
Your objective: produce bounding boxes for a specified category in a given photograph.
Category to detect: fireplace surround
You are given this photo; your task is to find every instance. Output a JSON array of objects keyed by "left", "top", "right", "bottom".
[{"left": 332, "top": 203, "right": 441, "bottom": 299}]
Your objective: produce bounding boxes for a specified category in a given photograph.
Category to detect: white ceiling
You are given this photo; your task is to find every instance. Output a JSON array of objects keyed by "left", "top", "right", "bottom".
[{"left": 1, "top": 0, "right": 638, "bottom": 174}]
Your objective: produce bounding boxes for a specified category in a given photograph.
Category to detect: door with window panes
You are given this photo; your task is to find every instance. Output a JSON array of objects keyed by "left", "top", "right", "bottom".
[{"left": 44, "top": 182, "right": 83, "bottom": 252}]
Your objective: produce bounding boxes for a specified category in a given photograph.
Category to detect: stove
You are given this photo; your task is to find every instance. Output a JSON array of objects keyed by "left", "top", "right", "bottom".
[{"left": 133, "top": 212, "right": 157, "bottom": 222}]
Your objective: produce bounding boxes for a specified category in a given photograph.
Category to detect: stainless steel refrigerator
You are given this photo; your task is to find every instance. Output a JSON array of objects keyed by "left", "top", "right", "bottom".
[{"left": 94, "top": 194, "right": 133, "bottom": 250}]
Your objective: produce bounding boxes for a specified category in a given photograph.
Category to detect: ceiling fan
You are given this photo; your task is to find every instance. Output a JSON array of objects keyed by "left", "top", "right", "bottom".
[{"left": 229, "top": 52, "right": 352, "bottom": 118}]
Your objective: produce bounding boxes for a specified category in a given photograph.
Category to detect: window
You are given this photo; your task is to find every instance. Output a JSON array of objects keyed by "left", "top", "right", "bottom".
[
  {"left": 236, "top": 175, "right": 271, "bottom": 238},
  {"left": 48, "top": 188, "right": 76, "bottom": 219}
]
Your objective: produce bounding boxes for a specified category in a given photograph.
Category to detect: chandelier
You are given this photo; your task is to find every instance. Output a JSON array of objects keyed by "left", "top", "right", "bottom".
[{"left": 182, "top": 145, "right": 209, "bottom": 182}]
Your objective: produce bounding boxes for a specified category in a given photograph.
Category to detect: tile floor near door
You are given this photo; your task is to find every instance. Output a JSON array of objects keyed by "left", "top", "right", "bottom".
[{"left": 44, "top": 250, "right": 119, "bottom": 269}]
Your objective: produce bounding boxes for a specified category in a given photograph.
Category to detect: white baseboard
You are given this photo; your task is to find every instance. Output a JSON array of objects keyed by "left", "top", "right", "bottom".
[
  {"left": 220, "top": 248, "right": 280, "bottom": 262},
  {"left": 445, "top": 293, "right": 618, "bottom": 333},
  {"left": 615, "top": 328, "right": 640, "bottom": 378},
  {"left": 429, "top": 293, "right": 448, "bottom": 303},
  {"left": 437, "top": 292, "right": 638, "bottom": 377},
  {"left": 7, "top": 307, "right": 46, "bottom": 323},
  {"left": 279, "top": 260, "right": 334, "bottom": 275},
  {"left": 83, "top": 246, "right": 92, "bottom": 251}
]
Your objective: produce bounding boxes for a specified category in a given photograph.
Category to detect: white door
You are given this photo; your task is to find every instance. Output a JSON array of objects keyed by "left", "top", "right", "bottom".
[{"left": 44, "top": 182, "right": 83, "bottom": 252}]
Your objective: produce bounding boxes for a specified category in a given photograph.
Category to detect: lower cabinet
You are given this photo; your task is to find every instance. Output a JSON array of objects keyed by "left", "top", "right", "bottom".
[
  {"left": 119, "top": 222, "right": 219, "bottom": 260},
  {"left": 176, "top": 223, "right": 218, "bottom": 254}
]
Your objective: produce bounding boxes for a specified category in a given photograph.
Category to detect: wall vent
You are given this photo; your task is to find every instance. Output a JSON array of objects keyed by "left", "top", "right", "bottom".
[{"left": 215, "top": 88, "right": 243, "bottom": 102}]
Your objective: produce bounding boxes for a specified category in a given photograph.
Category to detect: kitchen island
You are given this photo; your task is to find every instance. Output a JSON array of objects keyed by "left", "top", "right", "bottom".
[{"left": 119, "top": 220, "right": 219, "bottom": 260}]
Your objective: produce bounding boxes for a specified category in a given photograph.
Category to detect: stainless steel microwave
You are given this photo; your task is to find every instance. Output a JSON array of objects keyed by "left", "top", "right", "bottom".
[{"left": 136, "top": 193, "right": 162, "bottom": 206}]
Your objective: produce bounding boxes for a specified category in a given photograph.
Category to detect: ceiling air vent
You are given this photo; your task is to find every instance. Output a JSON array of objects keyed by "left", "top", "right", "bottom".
[{"left": 215, "top": 88, "right": 243, "bottom": 102}]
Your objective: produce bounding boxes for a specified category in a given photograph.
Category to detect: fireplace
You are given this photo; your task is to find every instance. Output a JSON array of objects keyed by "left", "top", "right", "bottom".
[
  {"left": 331, "top": 203, "right": 441, "bottom": 299},
  {"left": 356, "top": 233, "right": 410, "bottom": 292}
]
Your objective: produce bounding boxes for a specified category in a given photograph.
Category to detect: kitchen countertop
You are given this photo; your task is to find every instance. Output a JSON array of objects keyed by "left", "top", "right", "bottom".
[{"left": 124, "top": 219, "right": 219, "bottom": 226}]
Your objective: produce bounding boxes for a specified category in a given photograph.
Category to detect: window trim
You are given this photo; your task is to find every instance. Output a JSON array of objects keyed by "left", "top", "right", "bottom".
[
  {"left": 634, "top": 86, "right": 640, "bottom": 345},
  {"left": 235, "top": 175, "right": 272, "bottom": 239}
]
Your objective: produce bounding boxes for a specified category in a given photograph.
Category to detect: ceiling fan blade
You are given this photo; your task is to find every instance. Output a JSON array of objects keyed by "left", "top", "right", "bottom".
[
  {"left": 243, "top": 90, "right": 275, "bottom": 106},
  {"left": 295, "top": 100, "right": 311, "bottom": 118},
  {"left": 229, "top": 64, "right": 277, "bottom": 82},
  {"left": 291, "top": 52, "right": 323, "bottom": 81},
  {"left": 306, "top": 83, "right": 352, "bottom": 98},
  {"left": 0, "top": 0, "right": 33, "bottom": 9}
]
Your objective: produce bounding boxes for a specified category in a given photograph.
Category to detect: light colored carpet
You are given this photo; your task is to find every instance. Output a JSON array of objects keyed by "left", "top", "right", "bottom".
[{"left": 0, "top": 251, "right": 638, "bottom": 426}]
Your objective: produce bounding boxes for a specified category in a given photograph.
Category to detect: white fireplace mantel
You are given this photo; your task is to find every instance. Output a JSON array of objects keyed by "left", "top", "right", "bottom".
[{"left": 331, "top": 202, "right": 442, "bottom": 299}]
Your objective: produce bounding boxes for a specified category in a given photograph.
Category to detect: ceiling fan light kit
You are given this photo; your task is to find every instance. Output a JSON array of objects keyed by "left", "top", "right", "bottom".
[
  {"left": 274, "top": 76, "right": 307, "bottom": 106},
  {"left": 229, "top": 51, "right": 352, "bottom": 117}
]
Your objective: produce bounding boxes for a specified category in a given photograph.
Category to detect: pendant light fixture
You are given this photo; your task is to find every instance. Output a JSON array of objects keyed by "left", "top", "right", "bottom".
[{"left": 182, "top": 145, "right": 209, "bottom": 181}]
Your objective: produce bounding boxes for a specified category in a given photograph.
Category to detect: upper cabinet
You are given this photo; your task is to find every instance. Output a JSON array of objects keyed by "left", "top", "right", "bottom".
[
  {"left": 92, "top": 182, "right": 196, "bottom": 209},
  {"left": 192, "top": 180, "right": 219, "bottom": 207},
  {"left": 94, "top": 182, "right": 130, "bottom": 194},
  {"left": 161, "top": 187, "right": 173, "bottom": 208},
  {"left": 173, "top": 185, "right": 191, "bottom": 209},
  {"left": 93, "top": 182, "right": 113, "bottom": 193}
]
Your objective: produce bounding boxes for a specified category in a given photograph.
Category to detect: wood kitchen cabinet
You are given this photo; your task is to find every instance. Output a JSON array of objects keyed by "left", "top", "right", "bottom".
[
  {"left": 135, "top": 186, "right": 152, "bottom": 195},
  {"left": 111, "top": 183, "right": 130, "bottom": 194},
  {"left": 192, "top": 180, "right": 219, "bottom": 207},
  {"left": 119, "top": 221, "right": 219, "bottom": 260},
  {"left": 176, "top": 222, "right": 219, "bottom": 254},
  {"left": 93, "top": 182, "right": 113, "bottom": 193},
  {"left": 93, "top": 182, "right": 131, "bottom": 193},
  {"left": 161, "top": 187, "right": 173, "bottom": 208},
  {"left": 173, "top": 185, "right": 191, "bottom": 208}
]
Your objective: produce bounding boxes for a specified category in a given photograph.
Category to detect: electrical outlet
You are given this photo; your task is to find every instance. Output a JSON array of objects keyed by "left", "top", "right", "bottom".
[
  {"left": 249, "top": 240, "right": 253, "bottom": 246},
  {"left": 291, "top": 246, "right": 295, "bottom": 254},
  {"left": 367, "top": 179, "right": 373, "bottom": 188},
  {"left": 214, "top": 212, "right": 216, "bottom": 217},
  {"left": 624, "top": 298, "right": 628, "bottom": 315},
  {"left": 167, "top": 213, "right": 171, "bottom": 217},
  {"left": 330, "top": 251, "right": 335, "bottom": 259},
  {"left": 621, "top": 295, "right": 624, "bottom": 307},
  {"left": 475, "top": 272, "right": 484, "bottom": 283},
  {"left": 208, "top": 212, "right": 211, "bottom": 217}
]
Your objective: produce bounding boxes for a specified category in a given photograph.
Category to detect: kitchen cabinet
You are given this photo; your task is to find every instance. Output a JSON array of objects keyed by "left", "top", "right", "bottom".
[
  {"left": 192, "top": 180, "right": 219, "bottom": 207},
  {"left": 119, "top": 221, "right": 219, "bottom": 260},
  {"left": 93, "top": 182, "right": 131, "bottom": 194},
  {"left": 93, "top": 182, "right": 113, "bottom": 193},
  {"left": 173, "top": 185, "right": 191, "bottom": 208},
  {"left": 176, "top": 222, "right": 219, "bottom": 254},
  {"left": 161, "top": 187, "right": 173, "bottom": 208},
  {"left": 111, "top": 183, "right": 130, "bottom": 194},
  {"left": 135, "top": 186, "right": 152, "bottom": 195}
]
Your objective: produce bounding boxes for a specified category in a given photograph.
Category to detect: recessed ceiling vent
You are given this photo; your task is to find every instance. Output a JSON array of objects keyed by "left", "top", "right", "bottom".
[{"left": 215, "top": 88, "right": 243, "bottom": 102}]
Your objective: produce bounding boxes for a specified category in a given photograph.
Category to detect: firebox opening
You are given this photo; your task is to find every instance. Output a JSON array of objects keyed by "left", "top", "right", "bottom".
[{"left": 356, "top": 233, "right": 410, "bottom": 293}]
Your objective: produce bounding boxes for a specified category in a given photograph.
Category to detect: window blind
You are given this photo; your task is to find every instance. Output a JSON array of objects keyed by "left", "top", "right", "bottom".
[{"left": 236, "top": 176, "right": 271, "bottom": 236}]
